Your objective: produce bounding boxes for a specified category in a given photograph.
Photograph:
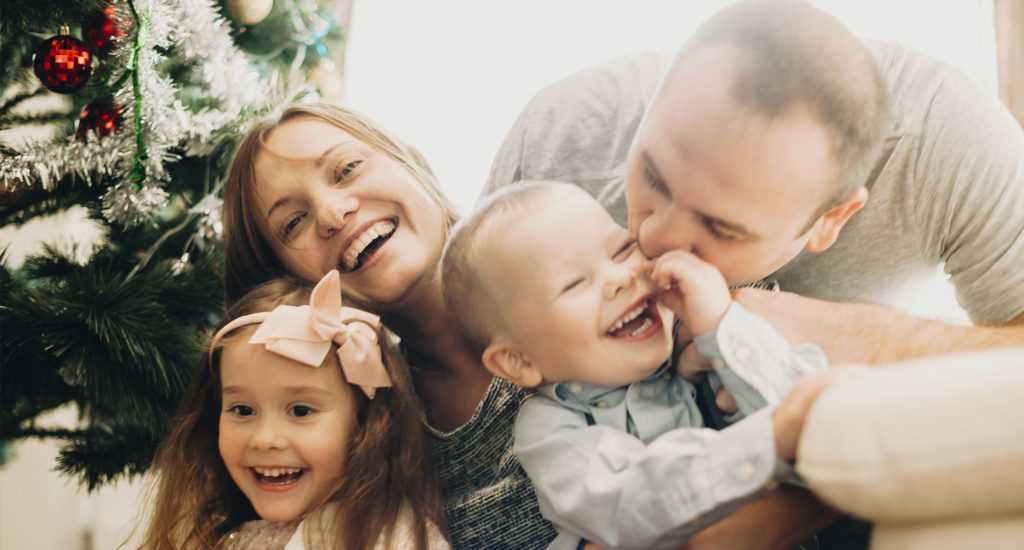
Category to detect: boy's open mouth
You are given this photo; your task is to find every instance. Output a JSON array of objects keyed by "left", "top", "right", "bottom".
[
  {"left": 252, "top": 467, "right": 305, "bottom": 486},
  {"left": 340, "top": 219, "right": 396, "bottom": 272},
  {"left": 607, "top": 299, "right": 659, "bottom": 338}
]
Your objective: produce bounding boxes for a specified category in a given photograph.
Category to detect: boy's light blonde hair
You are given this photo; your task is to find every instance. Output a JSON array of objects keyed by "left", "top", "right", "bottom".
[{"left": 442, "top": 181, "right": 573, "bottom": 358}]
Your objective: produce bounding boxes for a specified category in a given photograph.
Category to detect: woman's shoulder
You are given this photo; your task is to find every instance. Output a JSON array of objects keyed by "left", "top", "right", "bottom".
[{"left": 424, "top": 376, "right": 528, "bottom": 440}]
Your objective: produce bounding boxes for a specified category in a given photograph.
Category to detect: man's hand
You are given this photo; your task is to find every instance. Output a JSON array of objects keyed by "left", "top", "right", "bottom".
[
  {"left": 681, "top": 485, "right": 843, "bottom": 550},
  {"left": 772, "top": 364, "right": 869, "bottom": 460}
]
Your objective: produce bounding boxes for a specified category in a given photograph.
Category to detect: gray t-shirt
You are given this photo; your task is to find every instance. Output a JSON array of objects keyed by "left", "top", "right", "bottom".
[{"left": 483, "top": 42, "right": 1024, "bottom": 325}]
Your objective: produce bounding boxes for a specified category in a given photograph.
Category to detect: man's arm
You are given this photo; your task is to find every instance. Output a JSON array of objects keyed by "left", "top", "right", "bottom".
[
  {"left": 682, "top": 485, "right": 841, "bottom": 550},
  {"left": 733, "top": 288, "right": 1024, "bottom": 364}
]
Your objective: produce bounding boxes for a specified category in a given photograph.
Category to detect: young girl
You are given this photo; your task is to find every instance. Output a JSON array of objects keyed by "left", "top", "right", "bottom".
[{"left": 136, "top": 270, "right": 449, "bottom": 550}]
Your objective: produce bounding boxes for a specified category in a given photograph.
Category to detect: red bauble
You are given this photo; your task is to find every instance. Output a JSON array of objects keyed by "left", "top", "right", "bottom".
[
  {"left": 33, "top": 29, "right": 93, "bottom": 94},
  {"left": 76, "top": 97, "right": 122, "bottom": 141},
  {"left": 84, "top": 6, "right": 125, "bottom": 56}
]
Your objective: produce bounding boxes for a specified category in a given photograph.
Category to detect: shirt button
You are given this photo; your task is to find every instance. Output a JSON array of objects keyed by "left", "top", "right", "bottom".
[
  {"left": 734, "top": 345, "right": 751, "bottom": 362},
  {"left": 596, "top": 400, "right": 608, "bottom": 408},
  {"left": 711, "top": 357, "right": 725, "bottom": 370},
  {"left": 663, "top": 372, "right": 672, "bottom": 381},
  {"left": 569, "top": 383, "right": 583, "bottom": 394},
  {"left": 737, "top": 462, "right": 756, "bottom": 482}
]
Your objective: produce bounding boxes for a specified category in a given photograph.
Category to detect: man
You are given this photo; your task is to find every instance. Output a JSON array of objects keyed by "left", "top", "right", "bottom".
[
  {"left": 485, "top": 0, "right": 1024, "bottom": 364},
  {"left": 483, "top": 0, "right": 1024, "bottom": 547}
]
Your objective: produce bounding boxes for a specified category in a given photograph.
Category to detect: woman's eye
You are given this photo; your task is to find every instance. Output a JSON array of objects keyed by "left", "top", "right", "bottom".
[
  {"left": 289, "top": 405, "right": 313, "bottom": 417},
  {"left": 229, "top": 405, "right": 254, "bottom": 417},
  {"left": 282, "top": 214, "right": 306, "bottom": 238},
  {"left": 334, "top": 160, "right": 363, "bottom": 181}
]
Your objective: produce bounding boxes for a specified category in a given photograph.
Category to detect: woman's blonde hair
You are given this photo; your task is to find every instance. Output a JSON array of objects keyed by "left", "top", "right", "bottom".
[
  {"left": 222, "top": 103, "right": 461, "bottom": 304},
  {"left": 135, "top": 276, "right": 446, "bottom": 549}
]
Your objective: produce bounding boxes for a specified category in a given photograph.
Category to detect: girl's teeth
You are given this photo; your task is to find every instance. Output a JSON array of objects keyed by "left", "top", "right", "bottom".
[{"left": 255, "top": 467, "right": 300, "bottom": 477}]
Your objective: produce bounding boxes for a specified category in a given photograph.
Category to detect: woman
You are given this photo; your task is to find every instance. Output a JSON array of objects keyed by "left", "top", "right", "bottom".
[{"left": 222, "top": 103, "right": 557, "bottom": 549}]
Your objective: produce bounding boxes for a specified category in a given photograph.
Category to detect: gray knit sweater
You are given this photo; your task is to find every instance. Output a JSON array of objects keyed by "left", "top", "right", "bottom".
[{"left": 426, "top": 377, "right": 557, "bottom": 549}]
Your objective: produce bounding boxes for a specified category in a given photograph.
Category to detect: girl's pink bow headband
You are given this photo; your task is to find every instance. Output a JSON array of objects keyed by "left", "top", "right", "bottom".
[{"left": 209, "top": 270, "right": 392, "bottom": 398}]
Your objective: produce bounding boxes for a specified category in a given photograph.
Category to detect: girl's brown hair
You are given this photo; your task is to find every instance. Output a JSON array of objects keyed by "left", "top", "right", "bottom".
[
  {"left": 222, "top": 103, "right": 461, "bottom": 305},
  {"left": 135, "top": 276, "right": 445, "bottom": 549}
]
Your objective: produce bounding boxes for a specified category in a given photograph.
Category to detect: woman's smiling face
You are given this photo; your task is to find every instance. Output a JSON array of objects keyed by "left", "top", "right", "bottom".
[{"left": 252, "top": 116, "right": 448, "bottom": 307}]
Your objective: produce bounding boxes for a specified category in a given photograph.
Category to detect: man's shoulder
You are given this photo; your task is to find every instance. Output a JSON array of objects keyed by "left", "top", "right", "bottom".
[
  {"left": 510, "top": 49, "right": 670, "bottom": 164},
  {"left": 484, "top": 51, "right": 671, "bottom": 205}
]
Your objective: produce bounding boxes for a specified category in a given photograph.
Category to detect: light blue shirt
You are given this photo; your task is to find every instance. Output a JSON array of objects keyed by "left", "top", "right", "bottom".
[{"left": 513, "top": 303, "right": 827, "bottom": 550}]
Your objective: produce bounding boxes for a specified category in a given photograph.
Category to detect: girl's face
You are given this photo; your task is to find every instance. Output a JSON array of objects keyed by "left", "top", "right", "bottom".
[
  {"left": 218, "top": 329, "right": 358, "bottom": 523},
  {"left": 252, "top": 116, "right": 447, "bottom": 307},
  {"left": 488, "top": 187, "right": 674, "bottom": 387}
]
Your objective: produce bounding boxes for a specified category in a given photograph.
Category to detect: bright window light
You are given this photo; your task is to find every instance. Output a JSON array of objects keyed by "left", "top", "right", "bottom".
[{"left": 343, "top": 0, "right": 997, "bottom": 214}]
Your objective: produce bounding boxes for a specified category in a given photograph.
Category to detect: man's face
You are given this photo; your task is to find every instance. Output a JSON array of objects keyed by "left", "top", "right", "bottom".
[{"left": 624, "top": 43, "right": 835, "bottom": 286}]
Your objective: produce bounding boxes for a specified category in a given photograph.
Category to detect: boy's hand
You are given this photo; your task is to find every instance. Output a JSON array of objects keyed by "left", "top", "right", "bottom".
[
  {"left": 773, "top": 364, "right": 870, "bottom": 460},
  {"left": 676, "top": 342, "right": 740, "bottom": 414},
  {"left": 646, "top": 251, "right": 731, "bottom": 337}
]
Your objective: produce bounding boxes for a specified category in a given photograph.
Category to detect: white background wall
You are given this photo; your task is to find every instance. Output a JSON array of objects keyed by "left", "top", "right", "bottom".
[
  {"left": 0, "top": 1, "right": 995, "bottom": 548},
  {"left": 342, "top": 0, "right": 997, "bottom": 214}
]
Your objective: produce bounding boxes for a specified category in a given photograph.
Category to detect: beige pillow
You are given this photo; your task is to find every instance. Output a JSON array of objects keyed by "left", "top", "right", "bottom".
[
  {"left": 796, "top": 346, "right": 1024, "bottom": 522},
  {"left": 870, "top": 515, "right": 1024, "bottom": 550}
]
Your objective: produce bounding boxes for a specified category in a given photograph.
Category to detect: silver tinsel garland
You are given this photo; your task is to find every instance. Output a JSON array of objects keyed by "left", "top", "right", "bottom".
[{"left": 0, "top": 0, "right": 270, "bottom": 227}]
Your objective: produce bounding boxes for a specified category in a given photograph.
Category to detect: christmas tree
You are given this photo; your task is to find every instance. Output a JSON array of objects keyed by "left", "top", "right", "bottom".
[{"left": 0, "top": 0, "right": 348, "bottom": 490}]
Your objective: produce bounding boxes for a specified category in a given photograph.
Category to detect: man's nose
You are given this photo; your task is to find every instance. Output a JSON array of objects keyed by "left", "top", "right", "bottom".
[{"left": 637, "top": 215, "right": 696, "bottom": 259}]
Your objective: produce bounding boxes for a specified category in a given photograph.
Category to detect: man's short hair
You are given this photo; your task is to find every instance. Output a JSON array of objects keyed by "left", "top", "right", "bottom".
[{"left": 673, "top": 0, "right": 891, "bottom": 225}]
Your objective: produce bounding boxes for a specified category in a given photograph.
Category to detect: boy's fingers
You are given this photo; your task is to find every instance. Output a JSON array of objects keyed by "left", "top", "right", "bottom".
[
  {"left": 676, "top": 343, "right": 711, "bottom": 381},
  {"left": 715, "top": 387, "right": 738, "bottom": 413}
]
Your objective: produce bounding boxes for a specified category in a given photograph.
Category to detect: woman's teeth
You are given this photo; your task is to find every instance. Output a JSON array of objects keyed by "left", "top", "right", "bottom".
[{"left": 341, "top": 220, "right": 395, "bottom": 272}]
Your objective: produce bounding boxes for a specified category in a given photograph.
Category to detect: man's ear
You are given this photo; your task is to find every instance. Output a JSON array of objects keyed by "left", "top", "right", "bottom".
[
  {"left": 482, "top": 343, "right": 544, "bottom": 388},
  {"left": 805, "top": 186, "right": 868, "bottom": 253}
]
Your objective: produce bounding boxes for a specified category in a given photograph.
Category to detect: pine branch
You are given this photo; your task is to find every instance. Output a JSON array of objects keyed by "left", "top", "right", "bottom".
[
  {"left": 0, "top": 88, "right": 48, "bottom": 118},
  {"left": 0, "top": 0, "right": 109, "bottom": 42},
  {"left": 55, "top": 423, "right": 165, "bottom": 491},
  {"left": 2, "top": 240, "right": 223, "bottom": 486},
  {"left": 0, "top": 177, "right": 107, "bottom": 228},
  {"left": 1, "top": 110, "right": 74, "bottom": 129}
]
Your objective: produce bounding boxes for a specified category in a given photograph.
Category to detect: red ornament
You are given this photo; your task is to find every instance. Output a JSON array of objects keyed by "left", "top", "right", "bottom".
[
  {"left": 76, "top": 97, "right": 122, "bottom": 141},
  {"left": 33, "top": 26, "right": 93, "bottom": 94},
  {"left": 84, "top": 6, "right": 125, "bottom": 56}
]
